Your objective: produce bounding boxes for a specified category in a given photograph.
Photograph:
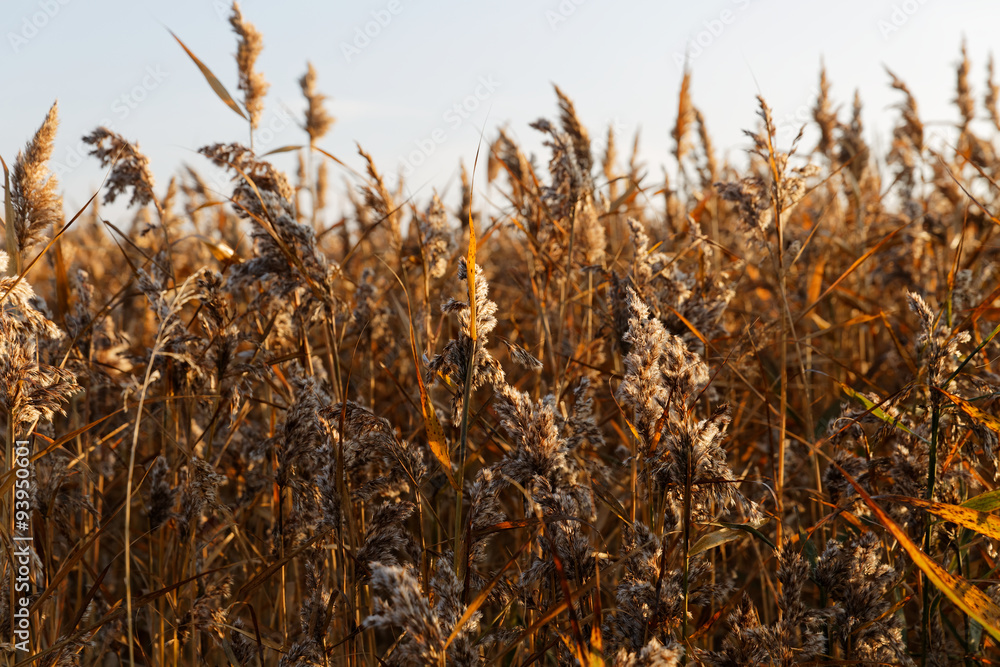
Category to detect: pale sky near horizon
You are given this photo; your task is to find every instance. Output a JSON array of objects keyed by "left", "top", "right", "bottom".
[{"left": 2, "top": 0, "right": 998, "bottom": 223}]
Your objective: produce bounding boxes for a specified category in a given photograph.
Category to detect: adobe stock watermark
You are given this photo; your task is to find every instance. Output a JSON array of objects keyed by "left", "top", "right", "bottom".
[
  {"left": 111, "top": 65, "right": 169, "bottom": 120},
  {"left": 775, "top": 85, "right": 822, "bottom": 144},
  {"left": 195, "top": 104, "right": 296, "bottom": 197},
  {"left": 545, "top": 0, "right": 587, "bottom": 31},
  {"left": 8, "top": 0, "right": 72, "bottom": 53},
  {"left": 51, "top": 64, "right": 169, "bottom": 179},
  {"left": 603, "top": 115, "right": 635, "bottom": 146},
  {"left": 398, "top": 76, "right": 501, "bottom": 178},
  {"left": 12, "top": 440, "right": 33, "bottom": 652},
  {"left": 672, "top": 0, "right": 755, "bottom": 71},
  {"left": 341, "top": 0, "right": 403, "bottom": 63},
  {"left": 252, "top": 105, "right": 294, "bottom": 152},
  {"left": 877, "top": 0, "right": 930, "bottom": 40}
]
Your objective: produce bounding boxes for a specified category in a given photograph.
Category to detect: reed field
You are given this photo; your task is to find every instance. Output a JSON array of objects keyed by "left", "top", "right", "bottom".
[{"left": 3, "top": 5, "right": 1000, "bottom": 665}]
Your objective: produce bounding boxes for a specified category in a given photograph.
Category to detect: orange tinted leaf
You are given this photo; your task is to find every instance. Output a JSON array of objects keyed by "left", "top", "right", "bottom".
[
  {"left": 797, "top": 221, "right": 908, "bottom": 323},
  {"left": 421, "top": 387, "right": 457, "bottom": 491},
  {"left": 467, "top": 212, "right": 477, "bottom": 342},
  {"left": 936, "top": 388, "right": 1000, "bottom": 434},
  {"left": 689, "top": 194, "right": 710, "bottom": 223},
  {"left": 588, "top": 640, "right": 606, "bottom": 667},
  {"left": 472, "top": 517, "right": 544, "bottom": 537},
  {"left": 377, "top": 254, "right": 459, "bottom": 492},
  {"left": 411, "top": 341, "right": 456, "bottom": 489},
  {"left": 882, "top": 495, "right": 1000, "bottom": 540},
  {"left": 193, "top": 234, "right": 238, "bottom": 264},
  {"left": 807, "top": 254, "right": 826, "bottom": 305},
  {"left": 832, "top": 461, "right": 1000, "bottom": 641},
  {"left": 404, "top": 289, "right": 457, "bottom": 492},
  {"left": 667, "top": 305, "right": 706, "bottom": 346},
  {"left": 486, "top": 542, "right": 654, "bottom": 666},
  {"left": 445, "top": 531, "right": 536, "bottom": 650}
]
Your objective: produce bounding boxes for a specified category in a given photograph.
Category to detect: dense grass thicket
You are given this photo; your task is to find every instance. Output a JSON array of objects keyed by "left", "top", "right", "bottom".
[{"left": 2, "top": 6, "right": 1000, "bottom": 665}]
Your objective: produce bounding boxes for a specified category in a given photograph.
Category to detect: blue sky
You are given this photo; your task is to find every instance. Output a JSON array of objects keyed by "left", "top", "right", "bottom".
[{"left": 2, "top": 0, "right": 997, "bottom": 219}]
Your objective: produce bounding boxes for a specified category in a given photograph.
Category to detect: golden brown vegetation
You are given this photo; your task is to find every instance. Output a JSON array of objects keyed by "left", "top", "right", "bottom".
[{"left": 2, "top": 8, "right": 1000, "bottom": 666}]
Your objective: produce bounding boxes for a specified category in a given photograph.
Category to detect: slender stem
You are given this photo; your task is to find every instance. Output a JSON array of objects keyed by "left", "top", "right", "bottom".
[
  {"left": 922, "top": 392, "right": 941, "bottom": 664},
  {"left": 554, "top": 199, "right": 577, "bottom": 397},
  {"left": 926, "top": 397, "right": 940, "bottom": 502},
  {"left": 324, "top": 316, "right": 343, "bottom": 402},
  {"left": 453, "top": 337, "right": 475, "bottom": 574},
  {"left": 124, "top": 340, "right": 160, "bottom": 667},
  {"left": 681, "top": 437, "right": 693, "bottom": 640}
]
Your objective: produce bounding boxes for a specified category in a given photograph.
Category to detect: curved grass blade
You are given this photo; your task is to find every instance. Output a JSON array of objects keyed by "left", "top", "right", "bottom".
[
  {"left": 467, "top": 199, "right": 477, "bottom": 343},
  {"left": 690, "top": 526, "right": 745, "bottom": 557},
  {"left": 168, "top": 29, "right": 247, "bottom": 121},
  {"left": 445, "top": 529, "right": 537, "bottom": 650},
  {"left": 260, "top": 144, "right": 304, "bottom": 156},
  {"left": 192, "top": 234, "right": 239, "bottom": 265},
  {"left": 838, "top": 381, "right": 926, "bottom": 443},
  {"left": 380, "top": 256, "right": 458, "bottom": 491},
  {"left": 415, "top": 358, "right": 456, "bottom": 491},
  {"left": 963, "top": 489, "right": 1000, "bottom": 513},
  {"left": 936, "top": 387, "right": 1000, "bottom": 433},
  {"left": 592, "top": 479, "right": 632, "bottom": 528},
  {"left": 454, "top": 135, "right": 486, "bottom": 572},
  {"left": 882, "top": 495, "right": 1000, "bottom": 540},
  {"left": 690, "top": 520, "right": 775, "bottom": 557},
  {"left": 795, "top": 221, "right": 909, "bottom": 323},
  {"left": 486, "top": 541, "right": 647, "bottom": 666},
  {"left": 699, "top": 521, "right": 778, "bottom": 551},
  {"left": 830, "top": 458, "right": 1000, "bottom": 641},
  {"left": 2, "top": 187, "right": 98, "bottom": 302}
]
